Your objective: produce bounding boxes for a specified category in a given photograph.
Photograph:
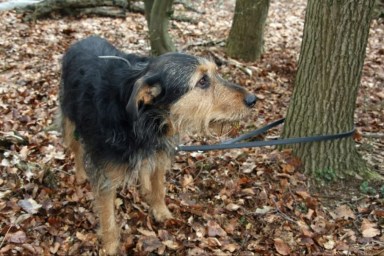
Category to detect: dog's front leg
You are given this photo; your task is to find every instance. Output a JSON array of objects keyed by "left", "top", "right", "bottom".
[
  {"left": 139, "top": 153, "right": 172, "bottom": 222},
  {"left": 94, "top": 184, "right": 119, "bottom": 255}
]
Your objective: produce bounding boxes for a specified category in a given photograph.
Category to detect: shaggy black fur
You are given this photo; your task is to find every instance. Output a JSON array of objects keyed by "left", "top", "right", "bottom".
[{"left": 60, "top": 36, "right": 200, "bottom": 168}]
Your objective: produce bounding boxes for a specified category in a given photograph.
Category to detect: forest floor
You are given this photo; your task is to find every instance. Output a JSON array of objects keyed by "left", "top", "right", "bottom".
[{"left": 0, "top": 0, "right": 383, "bottom": 255}]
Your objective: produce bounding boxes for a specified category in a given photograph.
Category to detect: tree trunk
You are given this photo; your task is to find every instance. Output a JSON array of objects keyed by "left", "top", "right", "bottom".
[
  {"left": 282, "top": 0, "right": 382, "bottom": 185},
  {"left": 145, "top": 0, "right": 176, "bottom": 56},
  {"left": 226, "top": 0, "right": 270, "bottom": 62},
  {"left": 143, "top": 0, "right": 154, "bottom": 25}
]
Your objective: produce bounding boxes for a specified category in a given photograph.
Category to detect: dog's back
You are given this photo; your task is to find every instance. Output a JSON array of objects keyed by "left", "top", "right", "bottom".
[{"left": 60, "top": 37, "right": 158, "bottom": 167}]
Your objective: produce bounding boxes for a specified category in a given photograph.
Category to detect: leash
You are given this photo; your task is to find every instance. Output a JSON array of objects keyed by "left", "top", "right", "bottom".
[{"left": 176, "top": 118, "right": 355, "bottom": 152}]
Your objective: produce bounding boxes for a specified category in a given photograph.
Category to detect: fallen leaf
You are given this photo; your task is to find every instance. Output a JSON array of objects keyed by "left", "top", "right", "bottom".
[
  {"left": 192, "top": 223, "right": 206, "bottom": 238},
  {"left": 205, "top": 237, "right": 222, "bottom": 247},
  {"left": 76, "top": 232, "right": 87, "bottom": 241},
  {"left": 225, "top": 203, "right": 241, "bottom": 211},
  {"left": 296, "top": 190, "right": 310, "bottom": 199},
  {"left": 361, "top": 219, "right": 380, "bottom": 238},
  {"left": 331, "top": 205, "right": 355, "bottom": 220},
  {"left": 274, "top": 238, "right": 291, "bottom": 255},
  {"left": 281, "top": 163, "right": 295, "bottom": 173},
  {"left": 136, "top": 236, "right": 163, "bottom": 252},
  {"left": 323, "top": 236, "right": 335, "bottom": 249},
  {"left": 187, "top": 247, "right": 207, "bottom": 256},
  {"left": 137, "top": 228, "right": 157, "bottom": 237},
  {"left": 241, "top": 188, "right": 255, "bottom": 195},
  {"left": 310, "top": 216, "right": 327, "bottom": 234},
  {"left": 255, "top": 205, "right": 273, "bottom": 214},
  {"left": 162, "top": 240, "right": 179, "bottom": 250},
  {"left": 222, "top": 243, "right": 239, "bottom": 252},
  {"left": 207, "top": 220, "right": 227, "bottom": 237},
  {"left": 18, "top": 198, "right": 42, "bottom": 214},
  {"left": 182, "top": 174, "right": 194, "bottom": 188},
  {"left": 19, "top": 146, "right": 29, "bottom": 160},
  {"left": 7, "top": 230, "right": 27, "bottom": 244}
]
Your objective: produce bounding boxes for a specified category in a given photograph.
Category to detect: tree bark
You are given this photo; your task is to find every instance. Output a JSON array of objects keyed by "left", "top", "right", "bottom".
[
  {"left": 282, "top": 0, "right": 382, "bottom": 184},
  {"left": 226, "top": 0, "right": 270, "bottom": 62},
  {"left": 143, "top": 0, "right": 154, "bottom": 25},
  {"left": 145, "top": 0, "right": 176, "bottom": 56}
]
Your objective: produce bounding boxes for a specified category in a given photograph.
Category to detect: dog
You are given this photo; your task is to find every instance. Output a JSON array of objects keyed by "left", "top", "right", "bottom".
[{"left": 59, "top": 36, "right": 256, "bottom": 254}]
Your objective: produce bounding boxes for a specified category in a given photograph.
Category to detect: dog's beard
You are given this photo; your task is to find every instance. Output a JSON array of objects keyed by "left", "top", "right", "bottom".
[{"left": 208, "top": 121, "right": 240, "bottom": 137}]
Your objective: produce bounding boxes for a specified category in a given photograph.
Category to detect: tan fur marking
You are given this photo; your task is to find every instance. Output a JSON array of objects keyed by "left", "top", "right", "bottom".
[
  {"left": 189, "top": 60, "right": 217, "bottom": 89},
  {"left": 102, "top": 163, "right": 138, "bottom": 191},
  {"left": 197, "top": 65, "right": 208, "bottom": 73},
  {"left": 139, "top": 152, "right": 172, "bottom": 222},
  {"left": 62, "top": 117, "right": 87, "bottom": 184},
  {"left": 136, "top": 84, "right": 161, "bottom": 105},
  {"left": 170, "top": 61, "right": 251, "bottom": 134},
  {"left": 95, "top": 187, "right": 119, "bottom": 255}
]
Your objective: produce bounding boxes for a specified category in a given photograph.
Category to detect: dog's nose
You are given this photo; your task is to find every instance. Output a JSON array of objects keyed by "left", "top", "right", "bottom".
[{"left": 244, "top": 94, "right": 257, "bottom": 107}]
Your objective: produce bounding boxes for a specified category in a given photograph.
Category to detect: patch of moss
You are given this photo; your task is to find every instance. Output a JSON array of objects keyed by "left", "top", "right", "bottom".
[
  {"left": 314, "top": 168, "right": 337, "bottom": 185},
  {"left": 359, "top": 181, "right": 376, "bottom": 195}
]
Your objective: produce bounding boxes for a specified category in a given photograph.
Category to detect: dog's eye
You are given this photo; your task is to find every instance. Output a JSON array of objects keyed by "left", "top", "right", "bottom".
[{"left": 196, "top": 75, "right": 210, "bottom": 89}]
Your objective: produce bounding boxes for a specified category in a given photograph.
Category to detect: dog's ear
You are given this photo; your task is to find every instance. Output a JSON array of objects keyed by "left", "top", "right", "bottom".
[{"left": 126, "top": 75, "right": 162, "bottom": 121}]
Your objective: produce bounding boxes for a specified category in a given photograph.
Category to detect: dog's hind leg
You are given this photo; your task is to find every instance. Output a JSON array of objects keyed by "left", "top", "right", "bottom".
[
  {"left": 72, "top": 143, "right": 87, "bottom": 184},
  {"left": 139, "top": 152, "right": 173, "bottom": 222},
  {"left": 62, "top": 117, "right": 87, "bottom": 184}
]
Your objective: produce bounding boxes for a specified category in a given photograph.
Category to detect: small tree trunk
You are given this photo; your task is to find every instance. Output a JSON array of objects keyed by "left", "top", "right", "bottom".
[
  {"left": 143, "top": 0, "right": 154, "bottom": 25},
  {"left": 145, "top": 0, "right": 175, "bottom": 56},
  {"left": 226, "top": 0, "right": 270, "bottom": 62},
  {"left": 282, "top": 0, "right": 382, "bottom": 185}
]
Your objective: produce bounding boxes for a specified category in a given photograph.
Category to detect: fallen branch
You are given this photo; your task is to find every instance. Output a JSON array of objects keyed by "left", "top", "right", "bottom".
[
  {"left": 0, "top": 132, "right": 28, "bottom": 148},
  {"left": 69, "top": 6, "right": 127, "bottom": 18},
  {"left": 174, "top": 0, "right": 205, "bottom": 14},
  {"left": 171, "top": 14, "right": 198, "bottom": 24},
  {"left": 361, "top": 132, "right": 384, "bottom": 139},
  {"left": 208, "top": 50, "right": 259, "bottom": 77},
  {"left": 17, "top": 0, "right": 135, "bottom": 20},
  {"left": 181, "top": 39, "right": 225, "bottom": 51},
  {"left": 5, "top": 0, "right": 201, "bottom": 22}
]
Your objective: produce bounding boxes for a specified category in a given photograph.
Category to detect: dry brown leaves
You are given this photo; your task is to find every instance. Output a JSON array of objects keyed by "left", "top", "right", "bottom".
[{"left": 1, "top": 0, "right": 383, "bottom": 255}]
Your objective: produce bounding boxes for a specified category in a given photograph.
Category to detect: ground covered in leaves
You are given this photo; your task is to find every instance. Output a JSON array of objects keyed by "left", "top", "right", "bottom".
[{"left": 0, "top": 0, "right": 383, "bottom": 255}]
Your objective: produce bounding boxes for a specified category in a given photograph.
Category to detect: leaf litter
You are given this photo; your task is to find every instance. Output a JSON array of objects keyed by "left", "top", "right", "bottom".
[{"left": 0, "top": 0, "right": 383, "bottom": 255}]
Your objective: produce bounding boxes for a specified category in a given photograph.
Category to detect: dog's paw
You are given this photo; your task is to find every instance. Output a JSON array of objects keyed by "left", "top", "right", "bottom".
[
  {"left": 75, "top": 169, "right": 88, "bottom": 185},
  {"left": 98, "top": 225, "right": 120, "bottom": 255},
  {"left": 152, "top": 206, "right": 173, "bottom": 222},
  {"left": 100, "top": 241, "right": 120, "bottom": 256}
]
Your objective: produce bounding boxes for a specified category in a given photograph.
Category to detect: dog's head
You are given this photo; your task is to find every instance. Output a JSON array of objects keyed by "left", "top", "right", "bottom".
[{"left": 126, "top": 53, "right": 257, "bottom": 135}]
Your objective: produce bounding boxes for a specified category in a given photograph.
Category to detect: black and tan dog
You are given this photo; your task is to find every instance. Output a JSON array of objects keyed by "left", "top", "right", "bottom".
[{"left": 59, "top": 36, "right": 256, "bottom": 254}]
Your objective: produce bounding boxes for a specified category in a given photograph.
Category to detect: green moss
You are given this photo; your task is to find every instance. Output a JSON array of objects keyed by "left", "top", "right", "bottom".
[
  {"left": 380, "top": 186, "right": 384, "bottom": 198},
  {"left": 314, "top": 168, "right": 337, "bottom": 185},
  {"left": 359, "top": 181, "right": 376, "bottom": 195}
]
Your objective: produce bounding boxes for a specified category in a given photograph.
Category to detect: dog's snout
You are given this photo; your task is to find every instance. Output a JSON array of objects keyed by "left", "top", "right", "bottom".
[{"left": 244, "top": 94, "right": 257, "bottom": 107}]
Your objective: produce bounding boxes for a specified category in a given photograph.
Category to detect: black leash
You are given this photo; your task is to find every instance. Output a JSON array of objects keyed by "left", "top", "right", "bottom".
[{"left": 176, "top": 118, "right": 355, "bottom": 152}]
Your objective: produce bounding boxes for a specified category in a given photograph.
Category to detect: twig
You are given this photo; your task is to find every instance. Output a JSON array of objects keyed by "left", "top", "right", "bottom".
[
  {"left": 361, "top": 132, "right": 384, "bottom": 139},
  {"left": 0, "top": 224, "right": 13, "bottom": 249},
  {"left": 369, "top": 246, "right": 384, "bottom": 256},
  {"left": 271, "top": 197, "right": 297, "bottom": 224}
]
